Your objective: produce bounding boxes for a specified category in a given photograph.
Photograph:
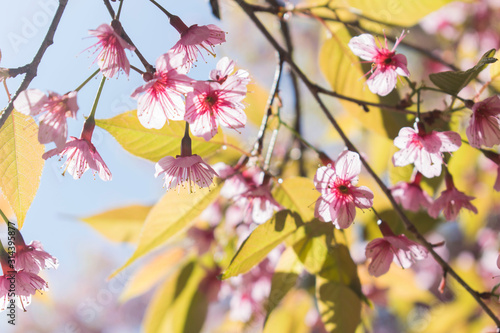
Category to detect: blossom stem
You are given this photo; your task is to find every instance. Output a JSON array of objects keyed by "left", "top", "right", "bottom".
[
  {"left": 116, "top": 0, "right": 125, "bottom": 20},
  {"left": 149, "top": 0, "right": 174, "bottom": 18},
  {"left": 75, "top": 69, "right": 100, "bottom": 92},
  {"left": 181, "top": 122, "right": 192, "bottom": 157},
  {"left": 88, "top": 76, "right": 106, "bottom": 121},
  {"left": 3, "top": 80, "right": 11, "bottom": 102},
  {"left": 0, "top": 209, "right": 9, "bottom": 225},
  {"left": 264, "top": 121, "right": 280, "bottom": 171},
  {"left": 130, "top": 65, "right": 145, "bottom": 75}
]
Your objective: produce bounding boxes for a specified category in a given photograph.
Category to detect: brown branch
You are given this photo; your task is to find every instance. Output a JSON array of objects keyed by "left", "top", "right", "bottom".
[
  {"left": 0, "top": 0, "right": 68, "bottom": 130},
  {"left": 235, "top": 0, "right": 500, "bottom": 328}
]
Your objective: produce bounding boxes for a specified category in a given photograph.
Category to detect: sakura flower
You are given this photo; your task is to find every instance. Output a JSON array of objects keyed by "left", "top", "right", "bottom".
[
  {"left": 185, "top": 80, "right": 247, "bottom": 141},
  {"left": 390, "top": 172, "right": 433, "bottom": 212},
  {"left": 466, "top": 95, "right": 500, "bottom": 148},
  {"left": 392, "top": 122, "right": 461, "bottom": 178},
  {"left": 348, "top": 32, "right": 410, "bottom": 96},
  {"left": 429, "top": 174, "right": 477, "bottom": 221},
  {"left": 0, "top": 271, "right": 48, "bottom": 311},
  {"left": 88, "top": 22, "right": 135, "bottom": 78},
  {"left": 237, "top": 181, "right": 282, "bottom": 224},
  {"left": 14, "top": 89, "right": 78, "bottom": 150},
  {"left": 13, "top": 229, "right": 58, "bottom": 274},
  {"left": 210, "top": 57, "right": 250, "bottom": 90},
  {"left": 314, "top": 150, "right": 374, "bottom": 229},
  {"left": 43, "top": 119, "right": 112, "bottom": 181},
  {"left": 365, "top": 221, "right": 428, "bottom": 277},
  {"left": 155, "top": 154, "right": 217, "bottom": 191},
  {"left": 169, "top": 15, "right": 226, "bottom": 71},
  {"left": 131, "top": 52, "right": 193, "bottom": 129}
]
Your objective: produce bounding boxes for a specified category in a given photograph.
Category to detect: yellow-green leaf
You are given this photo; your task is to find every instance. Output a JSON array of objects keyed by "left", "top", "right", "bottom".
[
  {"left": 221, "top": 210, "right": 303, "bottom": 279},
  {"left": 319, "top": 26, "right": 409, "bottom": 139},
  {"left": 95, "top": 110, "right": 226, "bottom": 162},
  {"left": 343, "top": 0, "right": 458, "bottom": 27},
  {"left": 110, "top": 183, "right": 221, "bottom": 278},
  {"left": 265, "top": 247, "right": 303, "bottom": 321},
  {"left": 429, "top": 49, "right": 497, "bottom": 96},
  {"left": 264, "top": 290, "right": 313, "bottom": 333},
  {"left": 81, "top": 204, "right": 152, "bottom": 243},
  {"left": 316, "top": 277, "right": 361, "bottom": 333},
  {"left": 143, "top": 260, "right": 208, "bottom": 333},
  {"left": 119, "top": 247, "right": 186, "bottom": 303},
  {"left": 0, "top": 111, "right": 44, "bottom": 228},
  {"left": 273, "top": 177, "right": 317, "bottom": 222}
]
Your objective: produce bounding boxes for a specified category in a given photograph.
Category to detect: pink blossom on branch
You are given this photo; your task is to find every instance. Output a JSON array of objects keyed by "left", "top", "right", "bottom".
[
  {"left": 348, "top": 31, "right": 410, "bottom": 96},
  {"left": 88, "top": 22, "right": 135, "bottom": 78},
  {"left": 43, "top": 120, "right": 112, "bottom": 181},
  {"left": 365, "top": 221, "right": 428, "bottom": 277},
  {"left": 13, "top": 228, "right": 58, "bottom": 274},
  {"left": 210, "top": 57, "right": 250, "bottom": 89},
  {"left": 0, "top": 271, "right": 48, "bottom": 311},
  {"left": 392, "top": 122, "right": 461, "bottom": 178},
  {"left": 14, "top": 89, "right": 78, "bottom": 150},
  {"left": 131, "top": 52, "right": 193, "bottom": 129},
  {"left": 185, "top": 80, "right": 247, "bottom": 141},
  {"left": 314, "top": 150, "right": 374, "bottom": 229},
  {"left": 466, "top": 95, "right": 500, "bottom": 148},
  {"left": 169, "top": 15, "right": 226, "bottom": 71},
  {"left": 155, "top": 154, "right": 218, "bottom": 191},
  {"left": 390, "top": 172, "right": 433, "bottom": 212},
  {"left": 429, "top": 173, "right": 478, "bottom": 221}
]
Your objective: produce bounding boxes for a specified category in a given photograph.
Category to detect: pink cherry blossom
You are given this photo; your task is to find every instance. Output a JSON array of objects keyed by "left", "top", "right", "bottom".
[
  {"left": 365, "top": 221, "right": 428, "bottom": 277},
  {"left": 466, "top": 95, "right": 500, "bottom": 148},
  {"left": 429, "top": 175, "right": 477, "bottom": 221},
  {"left": 210, "top": 57, "right": 250, "bottom": 89},
  {"left": 88, "top": 22, "right": 135, "bottom": 78},
  {"left": 131, "top": 52, "right": 193, "bottom": 129},
  {"left": 0, "top": 271, "right": 48, "bottom": 311},
  {"left": 169, "top": 16, "right": 226, "bottom": 71},
  {"left": 155, "top": 154, "right": 218, "bottom": 191},
  {"left": 43, "top": 120, "right": 111, "bottom": 181},
  {"left": 14, "top": 89, "right": 78, "bottom": 150},
  {"left": 390, "top": 173, "right": 433, "bottom": 212},
  {"left": 185, "top": 80, "right": 247, "bottom": 141},
  {"left": 348, "top": 32, "right": 410, "bottom": 96},
  {"left": 314, "top": 150, "right": 374, "bottom": 229},
  {"left": 238, "top": 183, "right": 282, "bottom": 224},
  {"left": 392, "top": 122, "right": 461, "bottom": 178},
  {"left": 14, "top": 229, "right": 58, "bottom": 274}
]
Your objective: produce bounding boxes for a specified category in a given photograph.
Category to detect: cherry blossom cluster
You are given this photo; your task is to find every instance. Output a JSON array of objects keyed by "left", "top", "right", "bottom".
[{"left": 0, "top": 227, "right": 57, "bottom": 311}]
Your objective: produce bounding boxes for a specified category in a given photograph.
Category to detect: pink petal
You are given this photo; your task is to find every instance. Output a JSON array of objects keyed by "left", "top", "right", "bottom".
[
  {"left": 367, "top": 68, "right": 398, "bottom": 96},
  {"left": 365, "top": 239, "right": 393, "bottom": 277},
  {"left": 348, "top": 34, "right": 379, "bottom": 61},
  {"left": 335, "top": 150, "right": 361, "bottom": 182},
  {"left": 14, "top": 89, "right": 48, "bottom": 115},
  {"left": 314, "top": 197, "right": 332, "bottom": 222}
]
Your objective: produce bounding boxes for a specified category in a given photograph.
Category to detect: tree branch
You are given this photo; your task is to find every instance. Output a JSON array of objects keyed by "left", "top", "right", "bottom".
[{"left": 0, "top": 0, "right": 68, "bottom": 130}]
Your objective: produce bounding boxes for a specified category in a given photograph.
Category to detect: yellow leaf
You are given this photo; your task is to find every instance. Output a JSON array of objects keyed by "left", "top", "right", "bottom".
[
  {"left": 110, "top": 183, "right": 221, "bottom": 279},
  {"left": 81, "top": 204, "right": 152, "bottom": 243},
  {"left": 341, "top": 0, "right": 459, "bottom": 27},
  {"left": 319, "top": 26, "right": 409, "bottom": 139},
  {"left": 0, "top": 111, "right": 44, "bottom": 228},
  {"left": 143, "top": 260, "right": 208, "bottom": 333},
  {"left": 119, "top": 247, "right": 186, "bottom": 303},
  {"left": 221, "top": 210, "right": 303, "bottom": 279},
  {"left": 245, "top": 82, "right": 268, "bottom": 127},
  {"left": 273, "top": 177, "right": 318, "bottom": 222},
  {"left": 96, "top": 110, "right": 229, "bottom": 162},
  {"left": 264, "top": 290, "right": 313, "bottom": 333},
  {"left": 490, "top": 57, "right": 500, "bottom": 91},
  {"left": 316, "top": 277, "right": 361, "bottom": 333}
]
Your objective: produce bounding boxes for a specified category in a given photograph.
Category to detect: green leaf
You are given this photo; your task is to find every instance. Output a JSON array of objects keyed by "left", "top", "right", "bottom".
[
  {"left": 429, "top": 49, "right": 497, "bottom": 96},
  {"left": 291, "top": 220, "right": 362, "bottom": 296},
  {"left": 273, "top": 177, "right": 317, "bottom": 222},
  {"left": 220, "top": 210, "right": 303, "bottom": 279},
  {"left": 143, "top": 260, "right": 208, "bottom": 333},
  {"left": 95, "top": 110, "right": 226, "bottom": 162},
  {"left": 343, "top": 0, "right": 458, "bottom": 27},
  {"left": 316, "top": 277, "right": 361, "bottom": 333},
  {"left": 0, "top": 111, "right": 44, "bottom": 228},
  {"left": 319, "top": 26, "right": 410, "bottom": 139},
  {"left": 110, "top": 183, "right": 221, "bottom": 279},
  {"left": 80, "top": 204, "right": 151, "bottom": 243},
  {"left": 265, "top": 247, "right": 303, "bottom": 322}
]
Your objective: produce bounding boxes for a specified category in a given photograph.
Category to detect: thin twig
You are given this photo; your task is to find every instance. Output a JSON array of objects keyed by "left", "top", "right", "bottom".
[
  {"left": 235, "top": 0, "right": 500, "bottom": 328},
  {"left": 0, "top": 0, "right": 68, "bottom": 130}
]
